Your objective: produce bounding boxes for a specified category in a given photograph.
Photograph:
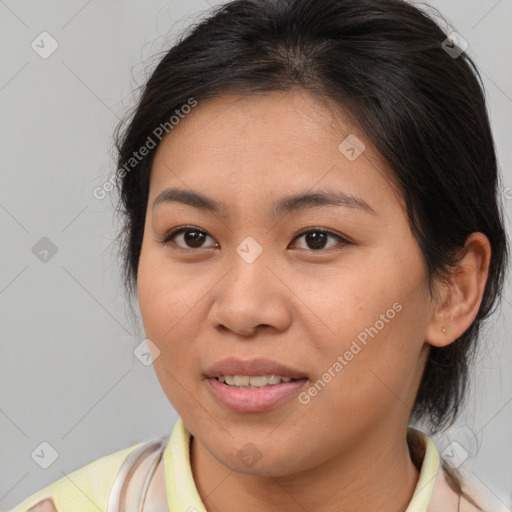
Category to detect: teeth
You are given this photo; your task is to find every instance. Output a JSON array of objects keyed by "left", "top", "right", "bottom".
[
  {"left": 233, "top": 375, "right": 250, "bottom": 386},
  {"left": 248, "top": 376, "right": 270, "bottom": 387},
  {"left": 216, "top": 375, "right": 295, "bottom": 388}
]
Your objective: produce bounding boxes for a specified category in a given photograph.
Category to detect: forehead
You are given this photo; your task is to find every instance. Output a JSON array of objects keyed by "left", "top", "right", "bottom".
[{"left": 149, "top": 90, "right": 402, "bottom": 217}]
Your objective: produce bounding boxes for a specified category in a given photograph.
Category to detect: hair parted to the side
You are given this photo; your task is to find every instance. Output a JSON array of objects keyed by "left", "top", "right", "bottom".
[{"left": 112, "top": 0, "right": 507, "bottom": 474}]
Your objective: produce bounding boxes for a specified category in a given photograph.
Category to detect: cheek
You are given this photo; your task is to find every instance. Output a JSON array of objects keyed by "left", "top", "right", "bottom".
[
  {"left": 136, "top": 246, "right": 203, "bottom": 373},
  {"left": 307, "top": 272, "right": 426, "bottom": 412},
  {"left": 137, "top": 258, "right": 167, "bottom": 339},
  {"left": 137, "top": 246, "right": 193, "bottom": 337},
  {"left": 137, "top": 253, "right": 198, "bottom": 412}
]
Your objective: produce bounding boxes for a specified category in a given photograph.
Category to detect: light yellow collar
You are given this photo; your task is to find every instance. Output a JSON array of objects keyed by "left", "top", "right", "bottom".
[
  {"left": 404, "top": 427, "right": 440, "bottom": 511},
  {"left": 163, "top": 418, "right": 440, "bottom": 512}
]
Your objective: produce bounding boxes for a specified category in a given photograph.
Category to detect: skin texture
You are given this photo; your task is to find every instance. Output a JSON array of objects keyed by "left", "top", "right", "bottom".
[
  {"left": 137, "top": 90, "right": 491, "bottom": 512},
  {"left": 27, "top": 498, "right": 57, "bottom": 511}
]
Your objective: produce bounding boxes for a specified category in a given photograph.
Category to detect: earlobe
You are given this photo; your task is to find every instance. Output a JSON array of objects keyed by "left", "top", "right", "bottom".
[{"left": 425, "top": 232, "right": 491, "bottom": 348}]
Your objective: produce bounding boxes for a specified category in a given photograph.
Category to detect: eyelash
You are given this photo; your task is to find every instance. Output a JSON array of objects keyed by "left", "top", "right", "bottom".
[{"left": 158, "top": 225, "right": 351, "bottom": 252}]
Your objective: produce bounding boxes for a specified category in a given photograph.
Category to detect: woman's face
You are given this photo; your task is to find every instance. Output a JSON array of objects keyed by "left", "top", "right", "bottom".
[{"left": 137, "top": 90, "right": 434, "bottom": 475}]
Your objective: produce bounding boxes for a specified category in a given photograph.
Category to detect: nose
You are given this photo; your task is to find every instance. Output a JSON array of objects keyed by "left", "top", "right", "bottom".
[{"left": 207, "top": 250, "right": 292, "bottom": 338}]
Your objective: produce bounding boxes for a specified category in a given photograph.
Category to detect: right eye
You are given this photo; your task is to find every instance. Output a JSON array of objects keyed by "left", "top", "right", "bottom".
[{"left": 158, "top": 226, "right": 219, "bottom": 250}]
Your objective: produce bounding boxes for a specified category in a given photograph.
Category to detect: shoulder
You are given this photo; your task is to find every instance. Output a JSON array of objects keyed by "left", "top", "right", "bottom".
[
  {"left": 8, "top": 440, "right": 146, "bottom": 512},
  {"left": 408, "top": 428, "right": 503, "bottom": 512},
  {"left": 430, "top": 462, "right": 504, "bottom": 512}
]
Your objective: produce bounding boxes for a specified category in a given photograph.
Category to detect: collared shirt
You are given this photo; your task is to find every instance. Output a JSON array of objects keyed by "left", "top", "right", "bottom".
[
  {"left": 162, "top": 420, "right": 469, "bottom": 512},
  {"left": 8, "top": 418, "right": 500, "bottom": 512}
]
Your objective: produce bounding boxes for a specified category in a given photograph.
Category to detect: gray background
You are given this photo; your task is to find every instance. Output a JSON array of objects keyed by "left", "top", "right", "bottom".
[{"left": 1, "top": 0, "right": 511, "bottom": 510}]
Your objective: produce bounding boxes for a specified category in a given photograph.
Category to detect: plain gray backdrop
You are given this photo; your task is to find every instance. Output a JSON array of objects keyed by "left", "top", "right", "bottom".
[{"left": 1, "top": 0, "right": 511, "bottom": 510}]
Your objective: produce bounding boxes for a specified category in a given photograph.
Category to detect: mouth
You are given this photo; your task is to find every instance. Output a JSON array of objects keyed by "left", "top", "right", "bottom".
[
  {"left": 203, "top": 357, "right": 309, "bottom": 412},
  {"left": 206, "top": 374, "right": 309, "bottom": 413},
  {"left": 214, "top": 374, "right": 305, "bottom": 388}
]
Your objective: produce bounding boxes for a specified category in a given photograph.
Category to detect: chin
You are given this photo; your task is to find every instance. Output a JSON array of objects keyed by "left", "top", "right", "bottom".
[{"left": 211, "top": 443, "right": 308, "bottom": 478}]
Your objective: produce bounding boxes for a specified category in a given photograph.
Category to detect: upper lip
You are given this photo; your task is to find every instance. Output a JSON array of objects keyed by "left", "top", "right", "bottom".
[{"left": 204, "top": 357, "right": 308, "bottom": 379}]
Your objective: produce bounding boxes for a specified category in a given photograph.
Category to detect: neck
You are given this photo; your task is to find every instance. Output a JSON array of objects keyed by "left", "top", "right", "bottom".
[{"left": 189, "top": 424, "right": 420, "bottom": 512}]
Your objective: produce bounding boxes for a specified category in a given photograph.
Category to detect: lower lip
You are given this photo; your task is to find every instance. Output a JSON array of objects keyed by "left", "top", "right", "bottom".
[{"left": 207, "top": 377, "right": 308, "bottom": 412}]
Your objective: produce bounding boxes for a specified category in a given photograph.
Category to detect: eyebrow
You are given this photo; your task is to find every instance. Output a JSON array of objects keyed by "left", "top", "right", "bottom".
[{"left": 152, "top": 187, "right": 377, "bottom": 217}]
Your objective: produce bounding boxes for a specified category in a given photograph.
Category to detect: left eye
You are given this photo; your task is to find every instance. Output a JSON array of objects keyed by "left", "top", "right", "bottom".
[
  {"left": 159, "top": 226, "right": 349, "bottom": 251},
  {"left": 290, "top": 228, "right": 349, "bottom": 251}
]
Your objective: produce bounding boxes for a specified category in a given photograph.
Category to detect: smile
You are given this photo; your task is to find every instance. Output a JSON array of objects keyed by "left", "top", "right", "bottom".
[{"left": 207, "top": 376, "right": 308, "bottom": 412}]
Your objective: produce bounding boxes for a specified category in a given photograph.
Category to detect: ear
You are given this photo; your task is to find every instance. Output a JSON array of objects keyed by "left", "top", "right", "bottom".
[{"left": 425, "top": 232, "right": 491, "bottom": 348}]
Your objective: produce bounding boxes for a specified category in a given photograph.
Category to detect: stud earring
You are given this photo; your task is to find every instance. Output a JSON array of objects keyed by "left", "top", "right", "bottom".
[{"left": 442, "top": 327, "right": 447, "bottom": 333}]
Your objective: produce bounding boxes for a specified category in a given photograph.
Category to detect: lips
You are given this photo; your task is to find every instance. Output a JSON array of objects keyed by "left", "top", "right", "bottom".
[
  {"left": 207, "top": 376, "right": 308, "bottom": 412},
  {"left": 203, "top": 357, "right": 308, "bottom": 380}
]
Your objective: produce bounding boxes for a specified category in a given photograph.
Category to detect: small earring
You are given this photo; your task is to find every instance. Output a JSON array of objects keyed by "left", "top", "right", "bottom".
[{"left": 442, "top": 327, "right": 447, "bottom": 333}]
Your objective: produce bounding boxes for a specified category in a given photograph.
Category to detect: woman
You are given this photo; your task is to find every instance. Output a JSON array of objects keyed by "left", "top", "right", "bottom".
[{"left": 9, "top": 0, "right": 508, "bottom": 510}]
